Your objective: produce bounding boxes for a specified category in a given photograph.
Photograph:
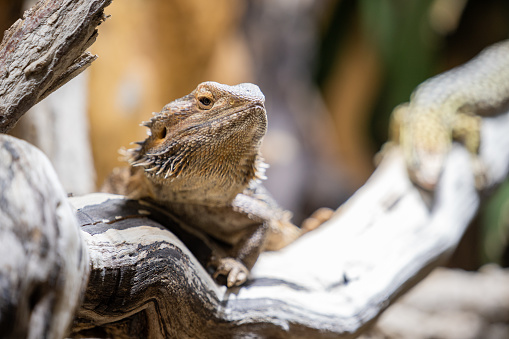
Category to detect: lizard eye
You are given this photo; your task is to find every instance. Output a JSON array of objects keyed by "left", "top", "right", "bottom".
[{"left": 198, "top": 95, "right": 214, "bottom": 110}]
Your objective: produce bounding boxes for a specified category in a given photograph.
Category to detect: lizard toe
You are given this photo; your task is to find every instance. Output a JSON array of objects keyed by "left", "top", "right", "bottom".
[
  {"left": 301, "top": 207, "right": 335, "bottom": 233},
  {"left": 210, "top": 257, "right": 249, "bottom": 287}
]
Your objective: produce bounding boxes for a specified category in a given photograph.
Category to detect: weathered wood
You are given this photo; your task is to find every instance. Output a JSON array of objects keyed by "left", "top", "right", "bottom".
[
  {"left": 69, "top": 195, "right": 222, "bottom": 339},
  {"left": 10, "top": 72, "right": 96, "bottom": 195},
  {"left": 0, "top": 134, "right": 89, "bottom": 339},
  {"left": 68, "top": 107, "right": 509, "bottom": 338},
  {"left": 0, "top": 0, "right": 112, "bottom": 133},
  {"left": 0, "top": 1, "right": 111, "bottom": 337}
]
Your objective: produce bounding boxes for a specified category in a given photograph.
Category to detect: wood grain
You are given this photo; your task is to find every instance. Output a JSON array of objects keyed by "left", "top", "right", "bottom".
[
  {"left": 0, "top": 135, "right": 89, "bottom": 338},
  {"left": 0, "top": 0, "right": 112, "bottom": 133}
]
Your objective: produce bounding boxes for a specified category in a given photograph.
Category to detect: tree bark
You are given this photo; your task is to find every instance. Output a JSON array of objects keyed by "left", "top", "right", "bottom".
[
  {"left": 0, "top": 0, "right": 112, "bottom": 133},
  {"left": 68, "top": 105, "right": 509, "bottom": 338},
  {"left": 10, "top": 72, "right": 96, "bottom": 195},
  {"left": 0, "top": 1, "right": 111, "bottom": 338},
  {"left": 0, "top": 134, "right": 89, "bottom": 339}
]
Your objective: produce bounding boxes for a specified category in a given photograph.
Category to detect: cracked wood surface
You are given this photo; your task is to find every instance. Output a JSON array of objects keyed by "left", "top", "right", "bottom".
[
  {"left": 0, "top": 0, "right": 112, "bottom": 133},
  {"left": 0, "top": 135, "right": 89, "bottom": 339},
  {"left": 0, "top": 0, "right": 110, "bottom": 337}
]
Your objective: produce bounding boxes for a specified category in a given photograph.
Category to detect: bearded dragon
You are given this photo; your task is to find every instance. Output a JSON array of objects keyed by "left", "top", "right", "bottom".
[
  {"left": 391, "top": 40, "right": 509, "bottom": 191},
  {"left": 104, "top": 81, "right": 332, "bottom": 287}
]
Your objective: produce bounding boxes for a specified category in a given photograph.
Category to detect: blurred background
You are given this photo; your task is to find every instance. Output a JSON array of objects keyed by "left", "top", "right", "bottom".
[{"left": 2, "top": 0, "right": 509, "bottom": 271}]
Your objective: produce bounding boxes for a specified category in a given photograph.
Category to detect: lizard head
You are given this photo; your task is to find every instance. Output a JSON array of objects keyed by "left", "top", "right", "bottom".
[{"left": 128, "top": 81, "right": 268, "bottom": 204}]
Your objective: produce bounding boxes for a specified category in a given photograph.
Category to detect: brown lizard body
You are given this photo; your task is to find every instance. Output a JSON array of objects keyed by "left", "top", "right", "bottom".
[
  {"left": 390, "top": 40, "right": 509, "bottom": 191},
  {"left": 107, "top": 81, "right": 331, "bottom": 287}
]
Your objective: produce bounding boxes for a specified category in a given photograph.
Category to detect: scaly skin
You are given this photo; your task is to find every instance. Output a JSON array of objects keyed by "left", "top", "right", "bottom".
[
  {"left": 392, "top": 40, "right": 509, "bottom": 190},
  {"left": 114, "top": 81, "right": 332, "bottom": 287}
]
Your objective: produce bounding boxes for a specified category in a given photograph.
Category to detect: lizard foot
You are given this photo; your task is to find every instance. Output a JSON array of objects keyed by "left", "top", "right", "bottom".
[
  {"left": 301, "top": 207, "right": 335, "bottom": 233},
  {"left": 209, "top": 257, "right": 249, "bottom": 287}
]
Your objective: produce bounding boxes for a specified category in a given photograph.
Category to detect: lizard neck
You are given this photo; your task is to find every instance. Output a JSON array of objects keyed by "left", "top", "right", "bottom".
[{"left": 139, "top": 151, "right": 267, "bottom": 206}]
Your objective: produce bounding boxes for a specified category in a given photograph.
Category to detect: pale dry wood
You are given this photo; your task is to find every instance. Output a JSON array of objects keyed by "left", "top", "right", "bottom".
[
  {"left": 0, "top": 134, "right": 89, "bottom": 339},
  {"left": 68, "top": 108, "right": 509, "bottom": 338},
  {"left": 0, "top": 0, "right": 112, "bottom": 133},
  {"left": 10, "top": 72, "right": 96, "bottom": 195},
  {"left": 0, "top": 1, "right": 111, "bottom": 337}
]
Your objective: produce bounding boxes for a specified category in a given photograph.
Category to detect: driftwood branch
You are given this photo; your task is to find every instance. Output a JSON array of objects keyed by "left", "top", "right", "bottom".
[
  {"left": 0, "top": 0, "right": 110, "bottom": 337},
  {"left": 68, "top": 107, "right": 509, "bottom": 338},
  {"left": 10, "top": 72, "right": 96, "bottom": 195},
  {"left": 0, "top": 134, "right": 89, "bottom": 339},
  {"left": 0, "top": 0, "right": 112, "bottom": 133}
]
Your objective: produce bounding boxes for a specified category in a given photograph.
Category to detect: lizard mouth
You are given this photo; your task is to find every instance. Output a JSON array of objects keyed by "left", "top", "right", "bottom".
[
  {"left": 142, "top": 103, "right": 265, "bottom": 155},
  {"left": 224, "top": 103, "right": 265, "bottom": 116},
  {"left": 187, "top": 103, "right": 266, "bottom": 136},
  {"left": 225, "top": 103, "right": 266, "bottom": 122},
  {"left": 132, "top": 103, "right": 266, "bottom": 174}
]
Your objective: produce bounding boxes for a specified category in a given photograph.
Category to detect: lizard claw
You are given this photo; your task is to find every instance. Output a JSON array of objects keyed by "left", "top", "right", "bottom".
[{"left": 209, "top": 257, "right": 249, "bottom": 287}]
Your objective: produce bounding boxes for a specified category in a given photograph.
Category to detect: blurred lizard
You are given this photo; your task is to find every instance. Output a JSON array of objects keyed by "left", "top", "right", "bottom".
[
  {"left": 103, "top": 81, "right": 332, "bottom": 287},
  {"left": 389, "top": 40, "right": 509, "bottom": 191}
]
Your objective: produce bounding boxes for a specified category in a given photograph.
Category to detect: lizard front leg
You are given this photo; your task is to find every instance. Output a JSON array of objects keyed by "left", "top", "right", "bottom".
[
  {"left": 209, "top": 222, "right": 269, "bottom": 287},
  {"left": 390, "top": 40, "right": 509, "bottom": 191},
  {"left": 452, "top": 112, "right": 485, "bottom": 188},
  {"left": 398, "top": 105, "right": 452, "bottom": 191},
  {"left": 395, "top": 105, "right": 484, "bottom": 191}
]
